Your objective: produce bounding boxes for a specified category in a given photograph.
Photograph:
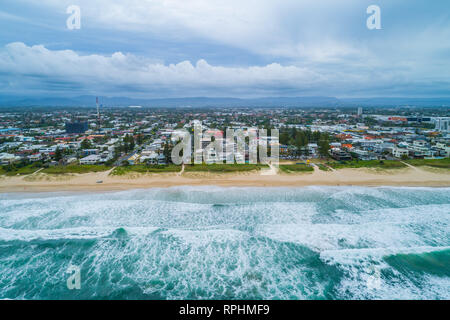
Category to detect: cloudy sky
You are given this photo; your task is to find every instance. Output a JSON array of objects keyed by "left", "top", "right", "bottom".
[{"left": 1, "top": 0, "right": 449, "bottom": 98}]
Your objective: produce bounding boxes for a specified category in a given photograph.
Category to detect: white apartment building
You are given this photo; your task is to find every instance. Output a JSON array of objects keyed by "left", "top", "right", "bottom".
[
  {"left": 392, "top": 147, "right": 409, "bottom": 158},
  {"left": 28, "top": 153, "right": 43, "bottom": 162},
  {"left": 435, "top": 118, "right": 450, "bottom": 133},
  {"left": 0, "top": 153, "right": 21, "bottom": 165},
  {"left": 39, "top": 146, "right": 57, "bottom": 154},
  {"left": 80, "top": 151, "right": 112, "bottom": 165}
]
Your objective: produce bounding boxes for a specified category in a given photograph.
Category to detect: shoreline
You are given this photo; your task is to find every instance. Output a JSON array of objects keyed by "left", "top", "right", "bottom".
[{"left": 1, "top": 166, "right": 449, "bottom": 193}]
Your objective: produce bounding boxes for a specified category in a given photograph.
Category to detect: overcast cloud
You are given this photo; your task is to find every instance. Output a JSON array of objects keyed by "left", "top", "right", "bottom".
[{"left": 0, "top": 0, "right": 449, "bottom": 98}]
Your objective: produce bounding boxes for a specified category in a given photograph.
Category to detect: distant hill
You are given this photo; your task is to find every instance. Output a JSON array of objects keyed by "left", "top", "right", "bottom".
[
  {"left": 341, "top": 97, "right": 450, "bottom": 107},
  {"left": 0, "top": 95, "right": 448, "bottom": 108}
]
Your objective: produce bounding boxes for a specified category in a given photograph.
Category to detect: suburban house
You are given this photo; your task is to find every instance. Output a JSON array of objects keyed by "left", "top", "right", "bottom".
[{"left": 392, "top": 147, "right": 409, "bottom": 158}]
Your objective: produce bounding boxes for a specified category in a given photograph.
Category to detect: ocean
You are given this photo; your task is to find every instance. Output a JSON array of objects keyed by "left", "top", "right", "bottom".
[{"left": 0, "top": 186, "right": 449, "bottom": 300}]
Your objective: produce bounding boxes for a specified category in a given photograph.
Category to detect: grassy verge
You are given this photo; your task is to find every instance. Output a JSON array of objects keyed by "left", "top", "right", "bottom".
[
  {"left": 111, "top": 165, "right": 180, "bottom": 175},
  {"left": 0, "top": 165, "right": 41, "bottom": 176},
  {"left": 317, "top": 164, "right": 331, "bottom": 171},
  {"left": 405, "top": 158, "right": 450, "bottom": 169},
  {"left": 42, "top": 165, "right": 112, "bottom": 174},
  {"left": 279, "top": 164, "right": 314, "bottom": 173},
  {"left": 184, "top": 164, "right": 268, "bottom": 173},
  {"left": 327, "top": 160, "right": 407, "bottom": 170}
]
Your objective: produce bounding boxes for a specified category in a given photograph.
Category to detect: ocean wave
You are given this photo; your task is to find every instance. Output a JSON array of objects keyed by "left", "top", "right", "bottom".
[
  {"left": 0, "top": 226, "right": 161, "bottom": 242},
  {"left": 0, "top": 186, "right": 449, "bottom": 300}
]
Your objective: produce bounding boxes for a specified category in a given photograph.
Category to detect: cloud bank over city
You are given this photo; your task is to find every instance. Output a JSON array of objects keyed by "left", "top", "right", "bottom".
[{"left": 0, "top": 0, "right": 449, "bottom": 98}]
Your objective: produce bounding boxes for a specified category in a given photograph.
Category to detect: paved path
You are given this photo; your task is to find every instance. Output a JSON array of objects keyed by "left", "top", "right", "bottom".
[
  {"left": 310, "top": 163, "right": 320, "bottom": 173},
  {"left": 178, "top": 164, "right": 185, "bottom": 176},
  {"left": 22, "top": 168, "right": 44, "bottom": 179},
  {"left": 401, "top": 161, "right": 420, "bottom": 171},
  {"left": 104, "top": 167, "right": 116, "bottom": 177},
  {"left": 260, "top": 163, "right": 279, "bottom": 176}
]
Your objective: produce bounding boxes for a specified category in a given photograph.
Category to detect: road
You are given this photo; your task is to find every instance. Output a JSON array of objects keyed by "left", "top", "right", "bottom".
[{"left": 114, "top": 149, "right": 139, "bottom": 166}]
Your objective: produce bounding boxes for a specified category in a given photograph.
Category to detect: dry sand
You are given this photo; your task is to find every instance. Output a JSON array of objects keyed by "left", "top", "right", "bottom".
[{"left": 0, "top": 165, "right": 449, "bottom": 193}]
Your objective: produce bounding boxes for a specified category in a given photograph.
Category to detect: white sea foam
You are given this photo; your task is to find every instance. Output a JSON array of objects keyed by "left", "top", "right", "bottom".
[
  {"left": 0, "top": 186, "right": 449, "bottom": 300},
  {"left": 0, "top": 226, "right": 161, "bottom": 241}
]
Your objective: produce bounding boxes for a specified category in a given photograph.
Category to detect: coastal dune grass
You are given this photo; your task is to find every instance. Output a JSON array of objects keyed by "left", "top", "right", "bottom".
[
  {"left": 3, "top": 158, "right": 448, "bottom": 178},
  {"left": 41, "top": 165, "right": 112, "bottom": 174},
  {"left": 406, "top": 158, "right": 450, "bottom": 169},
  {"left": 279, "top": 164, "right": 314, "bottom": 173},
  {"left": 111, "top": 165, "right": 180, "bottom": 175},
  {"left": 317, "top": 164, "right": 332, "bottom": 171},
  {"left": 184, "top": 164, "right": 268, "bottom": 173},
  {"left": 328, "top": 160, "right": 407, "bottom": 170},
  {"left": 0, "top": 165, "right": 41, "bottom": 176}
]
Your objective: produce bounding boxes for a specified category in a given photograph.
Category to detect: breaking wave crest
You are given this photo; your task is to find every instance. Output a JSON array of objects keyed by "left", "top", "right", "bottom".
[{"left": 0, "top": 186, "right": 449, "bottom": 299}]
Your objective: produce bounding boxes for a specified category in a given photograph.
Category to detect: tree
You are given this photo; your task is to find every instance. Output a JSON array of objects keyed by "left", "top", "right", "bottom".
[
  {"left": 295, "top": 131, "right": 307, "bottom": 149},
  {"left": 129, "top": 136, "right": 135, "bottom": 150},
  {"left": 123, "top": 134, "right": 135, "bottom": 152},
  {"left": 280, "top": 132, "right": 290, "bottom": 145},
  {"left": 136, "top": 133, "right": 143, "bottom": 146},
  {"left": 163, "top": 142, "right": 171, "bottom": 163},
  {"left": 291, "top": 128, "right": 298, "bottom": 140},
  {"left": 54, "top": 147, "right": 63, "bottom": 162},
  {"left": 80, "top": 139, "right": 92, "bottom": 150},
  {"left": 312, "top": 131, "right": 321, "bottom": 143},
  {"left": 318, "top": 134, "right": 330, "bottom": 158},
  {"left": 303, "top": 145, "right": 310, "bottom": 158}
]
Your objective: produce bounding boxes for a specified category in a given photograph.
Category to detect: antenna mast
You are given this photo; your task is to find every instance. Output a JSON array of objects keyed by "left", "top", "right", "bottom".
[
  {"left": 96, "top": 97, "right": 100, "bottom": 120},
  {"left": 96, "top": 97, "right": 101, "bottom": 129}
]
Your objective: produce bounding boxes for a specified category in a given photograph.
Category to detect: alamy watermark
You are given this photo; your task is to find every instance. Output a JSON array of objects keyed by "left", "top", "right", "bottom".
[
  {"left": 171, "top": 125, "right": 279, "bottom": 166},
  {"left": 66, "top": 265, "right": 81, "bottom": 290},
  {"left": 66, "top": 5, "right": 81, "bottom": 30},
  {"left": 366, "top": 265, "right": 381, "bottom": 290},
  {"left": 66, "top": 5, "right": 380, "bottom": 31},
  {"left": 367, "top": 5, "right": 381, "bottom": 30}
]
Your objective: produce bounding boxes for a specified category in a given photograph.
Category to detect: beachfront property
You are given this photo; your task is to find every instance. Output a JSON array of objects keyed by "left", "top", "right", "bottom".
[
  {"left": 0, "top": 106, "right": 448, "bottom": 171},
  {"left": 0, "top": 152, "right": 21, "bottom": 165}
]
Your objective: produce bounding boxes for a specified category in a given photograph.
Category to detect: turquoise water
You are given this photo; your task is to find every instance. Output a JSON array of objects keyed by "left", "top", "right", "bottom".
[{"left": 0, "top": 186, "right": 449, "bottom": 300}]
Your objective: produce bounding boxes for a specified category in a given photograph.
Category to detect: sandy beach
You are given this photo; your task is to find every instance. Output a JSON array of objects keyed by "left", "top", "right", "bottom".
[{"left": 0, "top": 165, "right": 449, "bottom": 193}]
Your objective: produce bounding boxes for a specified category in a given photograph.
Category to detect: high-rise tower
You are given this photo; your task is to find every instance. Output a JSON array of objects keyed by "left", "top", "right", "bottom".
[
  {"left": 96, "top": 97, "right": 100, "bottom": 120},
  {"left": 96, "top": 96, "right": 102, "bottom": 130},
  {"left": 357, "top": 107, "right": 363, "bottom": 117}
]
